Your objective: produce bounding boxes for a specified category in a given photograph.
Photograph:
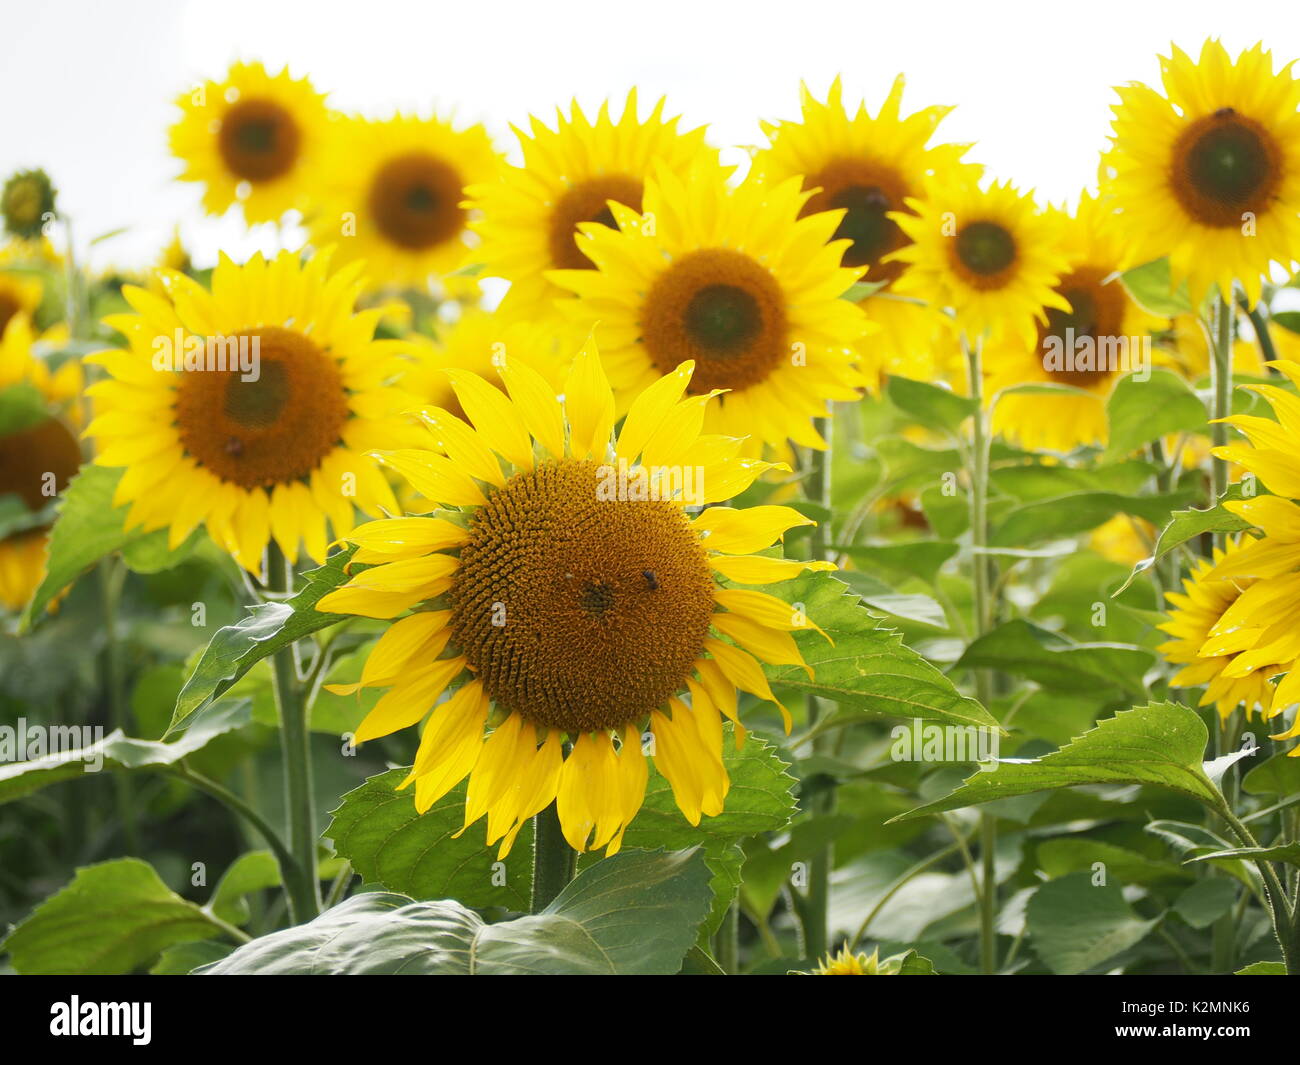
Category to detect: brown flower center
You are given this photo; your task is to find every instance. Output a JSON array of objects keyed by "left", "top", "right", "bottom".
[
  {"left": 218, "top": 98, "right": 302, "bottom": 183},
  {"left": 367, "top": 152, "right": 466, "bottom": 251},
  {"left": 950, "top": 220, "right": 1018, "bottom": 289},
  {"left": 1037, "top": 266, "right": 1128, "bottom": 388},
  {"left": 802, "top": 157, "right": 912, "bottom": 283},
  {"left": 1171, "top": 107, "right": 1282, "bottom": 228},
  {"left": 642, "top": 248, "right": 788, "bottom": 394},
  {"left": 547, "top": 174, "right": 643, "bottom": 269},
  {"left": 450, "top": 459, "right": 714, "bottom": 732},
  {"left": 0, "top": 415, "right": 81, "bottom": 537},
  {"left": 173, "top": 326, "right": 349, "bottom": 489}
]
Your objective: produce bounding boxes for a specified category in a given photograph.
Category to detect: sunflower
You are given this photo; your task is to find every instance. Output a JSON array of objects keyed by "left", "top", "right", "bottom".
[
  {"left": 0, "top": 265, "right": 42, "bottom": 340},
  {"left": 890, "top": 177, "right": 1071, "bottom": 350},
  {"left": 551, "top": 160, "right": 869, "bottom": 452},
  {"left": 1158, "top": 538, "right": 1292, "bottom": 720},
  {"left": 1105, "top": 40, "right": 1300, "bottom": 308},
  {"left": 986, "top": 192, "right": 1161, "bottom": 451},
  {"left": 307, "top": 114, "right": 500, "bottom": 288},
  {"left": 315, "top": 339, "right": 835, "bottom": 855},
  {"left": 753, "top": 75, "right": 972, "bottom": 387},
  {"left": 1, "top": 169, "right": 56, "bottom": 240},
  {"left": 0, "top": 316, "right": 83, "bottom": 610},
  {"left": 169, "top": 61, "right": 328, "bottom": 224},
  {"left": 401, "top": 307, "right": 572, "bottom": 418},
  {"left": 84, "top": 249, "right": 421, "bottom": 575},
  {"left": 467, "top": 91, "right": 715, "bottom": 314}
]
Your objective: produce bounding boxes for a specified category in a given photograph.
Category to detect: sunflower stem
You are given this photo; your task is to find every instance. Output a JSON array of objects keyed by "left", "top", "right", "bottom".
[
  {"left": 265, "top": 542, "right": 320, "bottom": 924},
  {"left": 98, "top": 557, "right": 138, "bottom": 855},
  {"left": 801, "top": 411, "right": 836, "bottom": 963},
  {"left": 963, "top": 335, "right": 999, "bottom": 975},
  {"left": 1210, "top": 292, "right": 1234, "bottom": 549},
  {"left": 531, "top": 801, "right": 576, "bottom": 912}
]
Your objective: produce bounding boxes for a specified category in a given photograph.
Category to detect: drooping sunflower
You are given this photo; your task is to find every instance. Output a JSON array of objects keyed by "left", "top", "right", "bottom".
[
  {"left": 1105, "top": 40, "right": 1300, "bottom": 308},
  {"left": 0, "top": 316, "right": 83, "bottom": 610},
  {"left": 986, "top": 192, "right": 1161, "bottom": 452},
  {"left": 169, "top": 61, "right": 329, "bottom": 224},
  {"left": 753, "top": 75, "right": 973, "bottom": 387},
  {"left": 307, "top": 114, "right": 501, "bottom": 288},
  {"left": 890, "top": 177, "right": 1071, "bottom": 349},
  {"left": 85, "top": 250, "right": 420, "bottom": 575},
  {"left": 551, "top": 160, "right": 869, "bottom": 452},
  {"left": 467, "top": 91, "right": 715, "bottom": 314},
  {"left": 1159, "top": 537, "right": 1294, "bottom": 721},
  {"left": 316, "top": 339, "right": 835, "bottom": 855}
]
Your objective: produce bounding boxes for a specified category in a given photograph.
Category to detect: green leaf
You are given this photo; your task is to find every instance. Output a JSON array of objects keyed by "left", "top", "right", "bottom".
[
  {"left": 991, "top": 488, "right": 1197, "bottom": 547},
  {"left": 327, "top": 772, "right": 534, "bottom": 913},
  {"left": 1026, "top": 872, "right": 1159, "bottom": 974},
  {"left": 886, "top": 376, "right": 975, "bottom": 436},
  {"left": 1112, "top": 484, "right": 1257, "bottom": 595},
  {"left": 1236, "top": 961, "right": 1287, "bottom": 974},
  {"left": 2, "top": 858, "right": 231, "bottom": 975},
  {"left": 198, "top": 848, "right": 713, "bottom": 975},
  {"left": 208, "top": 851, "right": 282, "bottom": 925},
  {"left": 1188, "top": 842, "right": 1300, "bottom": 868},
  {"left": 1172, "top": 877, "right": 1238, "bottom": 928},
  {"left": 761, "top": 574, "right": 999, "bottom": 731},
  {"left": 23, "top": 465, "right": 201, "bottom": 625},
  {"left": 1151, "top": 484, "right": 1254, "bottom": 559},
  {"left": 168, "top": 548, "right": 355, "bottom": 735},
  {"left": 1144, "top": 819, "right": 1263, "bottom": 896},
  {"left": 0, "top": 699, "right": 250, "bottom": 804},
  {"left": 149, "top": 940, "right": 235, "bottom": 975},
  {"left": 1104, "top": 369, "right": 1208, "bottom": 460},
  {"left": 330, "top": 728, "right": 796, "bottom": 930},
  {"left": 0, "top": 381, "right": 50, "bottom": 434},
  {"left": 890, "top": 702, "right": 1225, "bottom": 822},
  {"left": 605, "top": 728, "right": 796, "bottom": 933},
  {"left": 954, "top": 619, "right": 1153, "bottom": 698},
  {"left": 1243, "top": 753, "right": 1300, "bottom": 797},
  {"left": 834, "top": 571, "right": 947, "bottom": 628},
  {"left": 1037, "top": 838, "right": 1191, "bottom": 885},
  {"left": 837, "top": 542, "right": 959, "bottom": 587},
  {"left": 1120, "top": 257, "right": 1192, "bottom": 317}
]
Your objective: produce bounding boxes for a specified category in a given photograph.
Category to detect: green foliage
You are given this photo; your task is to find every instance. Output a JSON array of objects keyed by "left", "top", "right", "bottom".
[{"left": 198, "top": 849, "right": 713, "bottom": 975}]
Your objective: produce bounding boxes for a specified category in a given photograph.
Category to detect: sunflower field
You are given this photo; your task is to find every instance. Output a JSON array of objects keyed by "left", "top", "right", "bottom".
[{"left": 4, "top": 23, "right": 1300, "bottom": 1003}]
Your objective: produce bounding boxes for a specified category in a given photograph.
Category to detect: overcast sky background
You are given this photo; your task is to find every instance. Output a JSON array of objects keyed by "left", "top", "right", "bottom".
[{"left": 2, "top": 0, "right": 1295, "bottom": 271}]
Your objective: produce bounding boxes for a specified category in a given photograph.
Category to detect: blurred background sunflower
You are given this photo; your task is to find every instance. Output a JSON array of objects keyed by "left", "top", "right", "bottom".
[
  {"left": 308, "top": 114, "right": 501, "bottom": 288},
  {"left": 169, "top": 60, "right": 329, "bottom": 225}
]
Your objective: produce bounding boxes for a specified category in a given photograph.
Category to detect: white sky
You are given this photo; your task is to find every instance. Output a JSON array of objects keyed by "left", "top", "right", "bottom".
[{"left": 2, "top": 0, "right": 1296, "bottom": 270}]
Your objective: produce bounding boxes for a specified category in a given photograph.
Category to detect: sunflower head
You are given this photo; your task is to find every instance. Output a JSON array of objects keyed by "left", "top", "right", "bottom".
[
  {"left": 1105, "top": 40, "right": 1300, "bottom": 307},
  {"left": 308, "top": 114, "right": 500, "bottom": 288},
  {"left": 316, "top": 337, "right": 836, "bottom": 856},
  {"left": 806, "top": 945, "right": 881, "bottom": 975},
  {"left": 987, "top": 192, "right": 1162, "bottom": 452},
  {"left": 0, "top": 316, "right": 83, "bottom": 611},
  {"left": 85, "top": 249, "right": 422, "bottom": 575},
  {"left": 1157, "top": 537, "right": 1292, "bottom": 721},
  {"left": 169, "top": 61, "right": 328, "bottom": 224},
  {"left": 551, "top": 158, "right": 869, "bottom": 453},
  {"left": 1, "top": 169, "right": 57, "bottom": 241},
  {"left": 467, "top": 90, "right": 716, "bottom": 313},
  {"left": 891, "top": 177, "right": 1071, "bottom": 349}
]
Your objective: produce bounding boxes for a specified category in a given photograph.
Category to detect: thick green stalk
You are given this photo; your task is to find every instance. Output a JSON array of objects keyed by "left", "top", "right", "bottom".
[
  {"left": 802, "top": 412, "right": 835, "bottom": 962},
  {"left": 265, "top": 543, "right": 319, "bottom": 923},
  {"left": 531, "top": 801, "right": 577, "bottom": 911},
  {"left": 964, "top": 337, "right": 998, "bottom": 975},
  {"left": 1210, "top": 294, "right": 1234, "bottom": 545}
]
